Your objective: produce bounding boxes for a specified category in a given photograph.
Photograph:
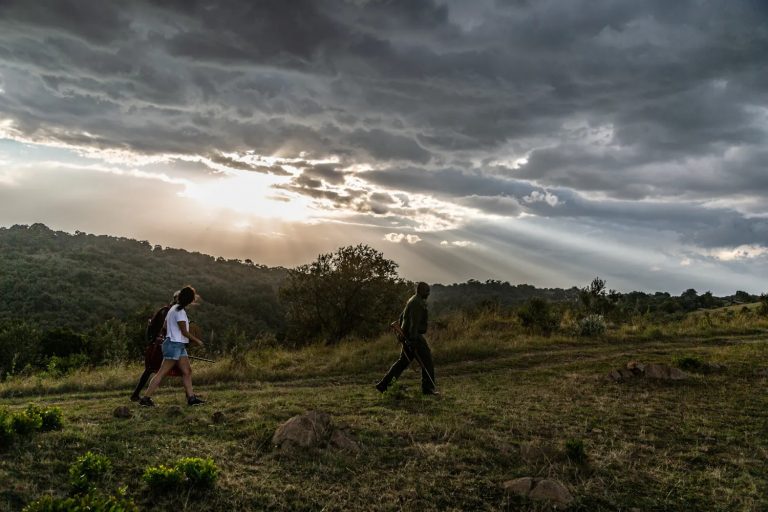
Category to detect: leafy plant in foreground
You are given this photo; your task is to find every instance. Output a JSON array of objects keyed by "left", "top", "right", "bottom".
[{"left": 68, "top": 451, "right": 112, "bottom": 493}]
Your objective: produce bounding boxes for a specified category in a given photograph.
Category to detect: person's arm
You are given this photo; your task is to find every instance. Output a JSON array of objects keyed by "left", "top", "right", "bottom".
[
  {"left": 178, "top": 321, "right": 204, "bottom": 346},
  {"left": 402, "top": 300, "right": 417, "bottom": 340}
]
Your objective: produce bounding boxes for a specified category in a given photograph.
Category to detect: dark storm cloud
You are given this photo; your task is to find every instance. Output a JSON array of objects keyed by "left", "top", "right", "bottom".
[{"left": 1, "top": 0, "right": 767, "bottom": 254}]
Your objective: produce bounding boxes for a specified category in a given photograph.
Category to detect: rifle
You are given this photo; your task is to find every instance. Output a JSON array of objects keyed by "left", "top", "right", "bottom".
[{"left": 388, "top": 321, "right": 437, "bottom": 391}]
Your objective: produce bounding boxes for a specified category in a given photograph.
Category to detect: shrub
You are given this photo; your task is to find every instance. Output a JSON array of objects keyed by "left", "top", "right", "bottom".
[
  {"left": 517, "top": 298, "right": 558, "bottom": 335},
  {"left": 25, "top": 405, "right": 63, "bottom": 432},
  {"left": 44, "top": 354, "right": 89, "bottom": 377},
  {"left": 175, "top": 457, "right": 219, "bottom": 488},
  {"left": 143, "top": 458, "right": 220, "bottom": 492},
  {"left": 22, "top": 490, "right": 137, "bottom": 512},
  {"left": 577, "top": 314, "right": 606, "bottom": 337},
  {"left": 10, "top": 409, "right": 43, "bottom": 435},
  {"left": 758, "top": 294, "right": 768, "bottom": 317},
  {"left": 142, "top": 465, "right": 184, "bottom": 491},
  {"left": 565, "top": 438, "right": 587, "bottom": 464},
  {"left": 69, "top": 452, "right": 112, "bottom": 493},
  {"left": 0, "top": 408, "right": 15, "bottom": 448}
]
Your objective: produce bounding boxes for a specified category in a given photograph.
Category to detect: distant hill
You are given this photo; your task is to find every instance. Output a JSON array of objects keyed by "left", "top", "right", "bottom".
[
  {"left": 0, "top": 224, "right": 288, "bottom": 338},
  {"left": 3, "top": 224, "right": 751, "bottom": 342}
]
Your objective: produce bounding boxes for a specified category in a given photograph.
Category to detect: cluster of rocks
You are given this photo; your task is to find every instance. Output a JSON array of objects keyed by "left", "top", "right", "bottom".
[
  {"left": 272, "top": 410, "right": 359, "bottom": 452},
  {"left": 606, "top": 361, "right": 689, "bottom": 383}
]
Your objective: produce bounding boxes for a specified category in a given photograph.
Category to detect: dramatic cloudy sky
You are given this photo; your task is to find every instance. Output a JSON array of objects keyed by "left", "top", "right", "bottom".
[{"left": 1, "top": 0, "right": 767, "bottom": 294}]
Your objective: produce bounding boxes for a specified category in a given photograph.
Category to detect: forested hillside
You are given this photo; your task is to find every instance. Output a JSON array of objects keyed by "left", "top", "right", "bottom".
[{"left": 0, "top": 224, "right": 287, "bottom": 338}]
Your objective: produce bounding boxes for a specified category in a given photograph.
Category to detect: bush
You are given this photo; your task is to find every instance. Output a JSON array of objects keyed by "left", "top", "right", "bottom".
[
  {"left": 565, "top": 438, "right": 587, "bottom": 464},
  {"left": 142, "top": 465, "right": 184, "bottom": 491},
  {"left": 25, "top": 405, "right": 63, "bottom": 432},
  {"left": 10, "top": 409, "right": 43, "bottom": 436},
  {"left": 175, "top": 457, "right": 219, "bottom": 488},
  {"left": 43, "top": 355, "right": 89, "bottom": 377},
  {"left": 758, "top": 294, "right": 768, "bottom": 317},
  {"left": 0, "top": 408, "right": 15, "bottom": 448},
  {"left": 22, "top": 490, "right": 137, "bottom": 512},
  {"left": 143, "top": 458, "right": 219, "bottom": 492},
  {"left": 577, "top": 314, "right": 606, "bottom": 337},
  {"left": 517, "top": 298, "right": 558, "bottom": 335},
  {"left": 69, "top": 452, "right": 112, "bottom": 493}
]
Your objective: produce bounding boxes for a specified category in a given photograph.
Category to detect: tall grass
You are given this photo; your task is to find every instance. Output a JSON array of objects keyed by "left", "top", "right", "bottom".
[{"left": 2, "top": 306, "right": 766, "bottom": 398}]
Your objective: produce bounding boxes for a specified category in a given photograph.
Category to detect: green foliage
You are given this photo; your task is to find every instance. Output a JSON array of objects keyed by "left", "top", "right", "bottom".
[
  {"left": 142, "top": 465, "right": 184, "bottom": 491},
  {"left": 174, "top": 457, "right": 219, "bottom": 488},
  {"left": 44, "top": 355, "right": 89, "bottom": 377},
  {"left": 565, "top": 438, "right": 587, "bottom": 464},
  {"left": 143, "top": 458, "right": 220, "bottom": 492},
  {"left": 0, "top": 320, "right": 40, "bottom": 380},
  {"left": 280, "top": 244, "right": 411, "bottom": 344},
  {"left": 22, "top": 490, "right": 137, "bottom": 512},
  {"left": 10, "top": 408, "right": 43, "bottom": 435},
  {"left": 517, "top": 298, "right": 558, "bottom": 335},
  {"left": 0, "top": 407, "right": 16, "bottom": 448},
  {"left": 759, "top": 294, "right": 768, "bottom": 317},
  {"left": 577, "top": 314, "right": 606, "bottom": 337},
  {"left": 381, "top": 378, "right": 408, "bottom": 401},
  {"left": 68, "top": 452, "right": 112, "bottom": 493},
  {"left": 38, "top": 406, "right": 63, "bottom": 432},
  {"left": 0, "top": 224, "right": 286, "bottom": 354}
]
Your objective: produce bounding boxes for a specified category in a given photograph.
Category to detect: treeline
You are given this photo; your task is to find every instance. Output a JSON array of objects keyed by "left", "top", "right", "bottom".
[{"left": 0, "top": 224, "right": 763, "bottom": 380}]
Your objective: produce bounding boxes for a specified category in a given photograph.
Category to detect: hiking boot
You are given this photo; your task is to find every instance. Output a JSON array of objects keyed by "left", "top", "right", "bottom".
[
  {"left": 375, "top": 382, "right": 387, "bottom": 393},
  {"left": 129, "top": 394, "right": 140, "bottom": 402},
  {"left": 187, "top": 395, "right": 205, "bottom": 406},
  {"left": 138, "top": 396, "right": 155, "bottom": 407},
  {"left": 422, "top": 389, "right": 440, "bottom": 396}
]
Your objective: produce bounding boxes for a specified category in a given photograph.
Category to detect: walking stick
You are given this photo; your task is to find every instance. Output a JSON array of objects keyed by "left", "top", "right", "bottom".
[
  {"left": 189, "top": 355, "right": 216, "bottom": 363},
  {"left": 389, "top": 321, "right": 438, "bottom": 391}
]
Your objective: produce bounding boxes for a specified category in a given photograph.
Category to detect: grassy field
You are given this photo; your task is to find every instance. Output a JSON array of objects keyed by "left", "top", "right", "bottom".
[{"left": 2, "top": 315, "right": 768, "bottom": 511}]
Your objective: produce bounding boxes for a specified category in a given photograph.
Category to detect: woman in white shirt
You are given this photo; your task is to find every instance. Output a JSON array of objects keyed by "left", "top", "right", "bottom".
[{"left": 139, "top": 286, "right": 205, "bottom": 407}]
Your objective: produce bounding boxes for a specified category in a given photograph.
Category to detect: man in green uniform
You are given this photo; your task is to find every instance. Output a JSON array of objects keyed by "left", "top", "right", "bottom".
[{"left": 376, "top": 282, "right": 438, "bottom": 395}]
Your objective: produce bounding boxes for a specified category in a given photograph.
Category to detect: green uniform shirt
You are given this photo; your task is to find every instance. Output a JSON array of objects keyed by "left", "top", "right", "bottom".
[{"left": 399, "top": 294, "right": 428, "bottom": 340}]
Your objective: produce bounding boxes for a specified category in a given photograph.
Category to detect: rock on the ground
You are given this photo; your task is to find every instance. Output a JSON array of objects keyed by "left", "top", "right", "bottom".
[
  {"left": 504, "top": 477, "right": 574, "bottom": 508},
  {"left": 113, "top": 406, "right": 132, "bottom": 419},
  {"left": 644, "top": 363, "right": 688, "bottom": 380},
  {"left": 272, "top": 410, "right": 334, "bottom": 449},
  {"left": 330, "top": 429, "right": 359, "bottom": 452}
]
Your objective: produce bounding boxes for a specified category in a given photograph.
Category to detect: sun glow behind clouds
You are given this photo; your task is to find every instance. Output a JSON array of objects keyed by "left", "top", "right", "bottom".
[{"left": 181, "top": 170, "right": 314, "bottom": 222}]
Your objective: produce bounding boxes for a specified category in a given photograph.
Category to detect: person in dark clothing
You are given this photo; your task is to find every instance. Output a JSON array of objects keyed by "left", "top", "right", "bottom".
[
  {"left": 130, "top": 291, "right": 179, "bottom": 402},
  {"left": 376, "top": 282, "right": 438, "bottom": 395}
]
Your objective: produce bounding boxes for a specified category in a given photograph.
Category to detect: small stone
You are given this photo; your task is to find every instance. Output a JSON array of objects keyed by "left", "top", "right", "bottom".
[
  {"left": 212, "top": 411, "right": 225, "bottom": 424},
  {"left": 113, "top": 406, "right": 132, "bottom": 419}
]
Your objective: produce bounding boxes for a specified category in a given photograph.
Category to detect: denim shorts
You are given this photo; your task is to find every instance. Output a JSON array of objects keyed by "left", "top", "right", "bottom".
[{"left": 162, "top": 338, "right": 188, "bottom": 360}]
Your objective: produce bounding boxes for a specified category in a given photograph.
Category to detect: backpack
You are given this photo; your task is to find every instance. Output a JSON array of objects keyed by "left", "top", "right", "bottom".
[{"left": 145, "top": 305, "right": 171, "bottom": 344}]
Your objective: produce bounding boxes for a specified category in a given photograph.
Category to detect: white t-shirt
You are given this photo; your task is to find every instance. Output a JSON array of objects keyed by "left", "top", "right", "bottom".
[{"left": 165, "top": 305, "right": 190, "bottom": 344}]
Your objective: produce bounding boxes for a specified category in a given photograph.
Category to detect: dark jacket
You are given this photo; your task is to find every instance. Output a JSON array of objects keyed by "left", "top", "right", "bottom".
[{"left": 399, "top": 294, "right": 428, "bottom": 340}]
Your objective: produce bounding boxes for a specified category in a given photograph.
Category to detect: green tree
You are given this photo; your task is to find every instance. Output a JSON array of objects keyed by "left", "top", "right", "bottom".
[
  {"left": 280, "top": 245, "right": 411, "bottom": 344},
  {"left": 0, "top": 320, "right": 40, "bottom": 380}
]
